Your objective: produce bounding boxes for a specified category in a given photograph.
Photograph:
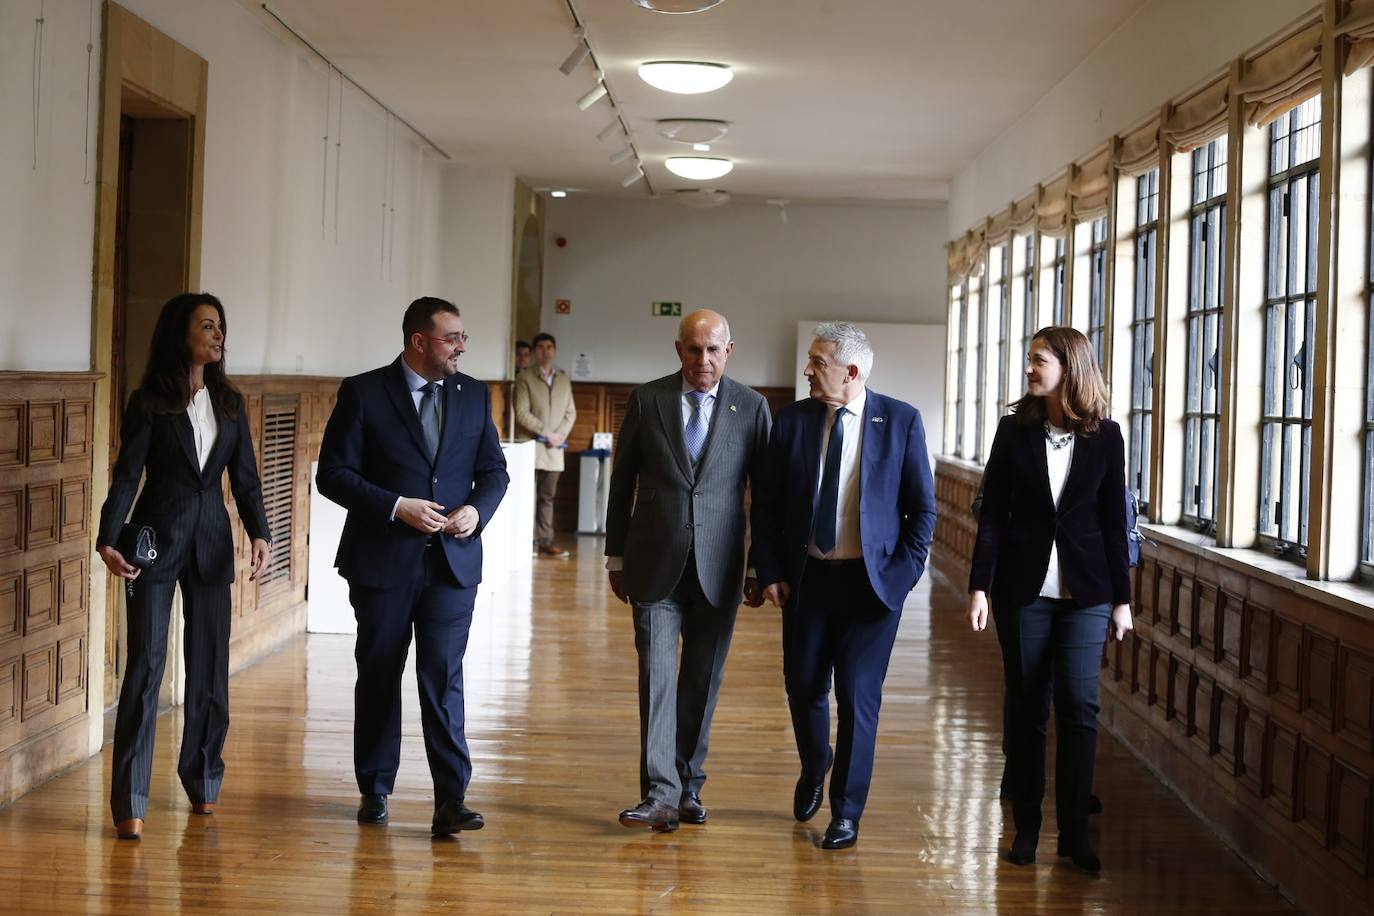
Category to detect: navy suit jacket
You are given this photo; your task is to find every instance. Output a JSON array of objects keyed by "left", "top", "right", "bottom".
[
  {"left": 969, "top": 414, "right": 1131, "bottom": 610},
  {"left": 751, "top": 390, "right": 937, "bottom": 612},
  {"left": 316, "top": 357, "right": 509, "bottom": 590},
  {"left": 97, "top": 388, "right": 271, "bottom": 586}
]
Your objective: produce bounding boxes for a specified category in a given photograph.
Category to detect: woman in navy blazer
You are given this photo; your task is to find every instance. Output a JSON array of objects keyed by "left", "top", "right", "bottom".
[
  {"left": 96, "top": 293, "right": 271, "bottom": 841},
  {"left": 967, "top": 326, "right": 1133, "bottom": 873}
]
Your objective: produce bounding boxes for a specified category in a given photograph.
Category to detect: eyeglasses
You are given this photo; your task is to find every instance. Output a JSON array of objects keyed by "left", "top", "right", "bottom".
[{"left": 424, "top": 333, "right": 469, "bottom": 347}]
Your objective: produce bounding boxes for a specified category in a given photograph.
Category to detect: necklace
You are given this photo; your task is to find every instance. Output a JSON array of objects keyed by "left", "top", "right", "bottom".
[{"left": 1044, "top": 422, "right": 1073, "bottom": 450}]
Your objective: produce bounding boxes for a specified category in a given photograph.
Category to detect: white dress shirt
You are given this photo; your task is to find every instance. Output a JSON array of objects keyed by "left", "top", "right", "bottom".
[
  {"left": 808, "top": 388, "right": 866, "bottom": 561},
  {"left": 1038, "top": 425, "right": 1075, "bottom": 599},
  {"left": 186, "top": 386, "right": 219, "bottom": 472}
]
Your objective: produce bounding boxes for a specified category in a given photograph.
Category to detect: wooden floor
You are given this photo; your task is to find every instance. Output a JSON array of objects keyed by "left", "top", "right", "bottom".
[{"left": 0, "top": 539, "right": 1295, "bottom": 914}]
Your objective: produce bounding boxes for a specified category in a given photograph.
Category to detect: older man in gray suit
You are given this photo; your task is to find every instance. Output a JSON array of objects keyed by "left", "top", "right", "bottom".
[{"left": 606, "top": 309, "right": 771, "bottom": 832}]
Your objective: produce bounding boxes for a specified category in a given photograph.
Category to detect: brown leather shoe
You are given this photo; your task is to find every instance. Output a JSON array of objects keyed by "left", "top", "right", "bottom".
[
  {"left": 191, "top": 802, "right": 216, "bottom": 815},
  {"left": 536, "top": 544, "right": 570, "bottom": 558},
  {"left": 618, "top": 799, "right": 679, "bottom": 832},
  {"left": 115, "top": 818, "right": 144, "bottom": 840}
]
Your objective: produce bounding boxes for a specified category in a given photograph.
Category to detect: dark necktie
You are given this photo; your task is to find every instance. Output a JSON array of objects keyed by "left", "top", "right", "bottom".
[
  {"left": 419, "top": 382, "right": 441, "bottom": 460},
  {"left": 813, "top": 407, "right": 847, "bottom": 555}
]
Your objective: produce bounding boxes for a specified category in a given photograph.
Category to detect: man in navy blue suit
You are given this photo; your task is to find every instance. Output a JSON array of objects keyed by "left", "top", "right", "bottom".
[
  {"left": 752, "top": 321, "right": 936, "bottom": 850},
  {"left": 317, "top": 297, "right": 508, "bottom": 836}
]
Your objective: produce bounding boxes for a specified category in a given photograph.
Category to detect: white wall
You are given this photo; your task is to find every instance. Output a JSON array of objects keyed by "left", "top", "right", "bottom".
[
  {"left": 948, "top": 0, "right": 1315, "bottom": 236},
  {"left": 1, "top": 0, "right": 513, "bottom": 379},
  {"left": 541, "top": 196, "right": 948, "bottom": 388},
  {"left": 438, "top": 166, "right": 516, "bottom": 382},
  {"left": 0, "top": 0, "right": 100, "bottom": 370}
]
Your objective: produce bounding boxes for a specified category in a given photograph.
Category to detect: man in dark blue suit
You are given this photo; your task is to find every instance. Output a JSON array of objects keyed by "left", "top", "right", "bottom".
[
  {"left": 317, "top": 297, "right": 509, "bottom": 836},
  {"left": 752, "top": 321, "right": 936, "bottom": 850}
]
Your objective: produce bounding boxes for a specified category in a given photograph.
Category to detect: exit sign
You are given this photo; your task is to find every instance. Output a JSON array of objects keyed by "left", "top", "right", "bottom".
[{"left": 652, "top": 301, "right": 682, "bottom": 317}]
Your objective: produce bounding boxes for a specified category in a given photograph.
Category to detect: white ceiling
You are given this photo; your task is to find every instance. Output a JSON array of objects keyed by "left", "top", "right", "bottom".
[{"left": 242, "top": 0, "right": 1147, "bottom": 202}]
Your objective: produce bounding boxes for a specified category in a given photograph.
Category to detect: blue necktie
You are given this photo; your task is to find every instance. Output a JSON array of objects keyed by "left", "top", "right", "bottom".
[
  {"left": 419, "top": 382, "right": 441, "bottom": 460},
  {"left": 684, "top": 390, "right": 709, "bottom": 463},
  {"left": 813, "top": 407, "right": 847, "bottom": 555}
]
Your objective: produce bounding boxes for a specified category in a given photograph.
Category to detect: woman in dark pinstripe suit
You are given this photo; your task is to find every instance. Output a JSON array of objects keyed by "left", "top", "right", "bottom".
[{"left": 96, "top": 292, "right": 272, "bottom": 840}]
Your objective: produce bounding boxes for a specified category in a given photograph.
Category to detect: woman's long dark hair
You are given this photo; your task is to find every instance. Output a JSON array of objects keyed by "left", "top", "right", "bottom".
[{"left": 139, "top": 292, "right": 243, "bottom": 418}]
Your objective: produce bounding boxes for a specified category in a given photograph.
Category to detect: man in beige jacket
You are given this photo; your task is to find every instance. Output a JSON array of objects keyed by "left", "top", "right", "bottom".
[{"left": 514, "top": 333, "right": 577, "bottom": 557}]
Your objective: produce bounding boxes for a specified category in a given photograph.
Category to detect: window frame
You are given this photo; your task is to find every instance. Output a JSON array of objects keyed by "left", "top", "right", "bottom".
[
  {"left": 1258, "top": 98, "right": 1321, "bottom": 559},
  {"left": 1050, "top": 236, "right": 1068, "bottom": 325},
  {"left": 1088, "top": 216, "right": 1109, "bottom": 365},
  {"left": 1129, "top": 169, "right": 1159, "bottom": 517},
  {"left": 1182, "top": 136, "right": 1228, "bottom": 534}
]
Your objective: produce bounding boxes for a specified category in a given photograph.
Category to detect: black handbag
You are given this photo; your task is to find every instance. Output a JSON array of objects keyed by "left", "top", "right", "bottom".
[{"left": 117, "top": 524, "right": 158, "bottom": 570}]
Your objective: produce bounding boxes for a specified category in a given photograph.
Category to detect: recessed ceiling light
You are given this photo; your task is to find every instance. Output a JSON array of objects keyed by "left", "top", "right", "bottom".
[
  {"left": 655, "top": 119, "right": 730, "bottom": 144},
  {"left": 693, "top": 143, "right": 711, "bottom": 152},
  {"left": 665, "top": 157, "right": 733, "bottom": 180},
  {"left": 550, "top": 190, "right": 567, "bottom": 198},
  {"left": 638, "top": 61, "right": 733, "bottom": 95},
  {"left": 632, "top": 0, "right": 726, "bottom": 13}
]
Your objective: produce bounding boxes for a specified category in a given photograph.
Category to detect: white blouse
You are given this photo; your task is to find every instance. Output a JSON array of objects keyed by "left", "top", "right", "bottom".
[
  {"left": 1039, "top": 425, "right": 1074, "bottom": 599},
  {"left": 187, "top": 386, "right": 219, "bottom": 471}
]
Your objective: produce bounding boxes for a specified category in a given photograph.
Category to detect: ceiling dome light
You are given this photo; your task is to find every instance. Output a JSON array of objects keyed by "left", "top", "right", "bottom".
[
  {"left": 638, "top": 61, "right": 733, "bottom": 95},
  {"left": 675, "top": 189, "right": 731, "bottom": 209},
  {"left": 632, "top": 0, "right": 726, "bottom": 13},
  {"left": 665, "top": 156, "right": 733, "bottom": 180},
  {"left": 655, "top": 118, "right": 730, "bottom": 144}
]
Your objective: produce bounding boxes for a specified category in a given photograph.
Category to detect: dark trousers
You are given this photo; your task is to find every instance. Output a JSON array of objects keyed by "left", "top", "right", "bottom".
[
  {"left": 350, "top": 542, "right": 477, "bottom": 806},
  {"left": 110, "top": 562, "right": 231, "bottom": 823},
  {"left": 994, "top": 596, "right": 1110, "bottom": 842},
  {"left": 783, "top": 561, "right": 902, "bottom": 822},
  {"left": 630, "top": 553, "right": 738, "bottom": 805},
  {"left": 534, "top": 470, "right": 560, "bottom": 545}
]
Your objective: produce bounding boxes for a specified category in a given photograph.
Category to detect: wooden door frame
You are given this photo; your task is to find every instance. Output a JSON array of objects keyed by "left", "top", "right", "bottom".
[{"left": 88, "top": 1, "right": 207, "bottom": 750}]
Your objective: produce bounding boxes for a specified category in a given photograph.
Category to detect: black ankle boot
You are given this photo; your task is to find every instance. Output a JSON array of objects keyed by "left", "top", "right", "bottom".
[{"left": 1007, "top": 804, "right": 1041, "bottom": 865}]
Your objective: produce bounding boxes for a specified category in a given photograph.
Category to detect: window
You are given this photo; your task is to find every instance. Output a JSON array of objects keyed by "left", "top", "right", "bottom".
[
  {"left": 1183, "top": 136, "right": 1228, "bottom": 532},
  {"left": 992, "top": 244, "right": 1011, "bottom": 423},
  {"left": 1367, "top": 109, "right": 1374, "bottom": 571},
  {"left": 1129, "top": 170, "right": 1159, "bottom": 515},
  {"left": 1050, "top": 237, "right": 1067, "bottom": 325},
  {"left": 1088, "top": 217, "right": 1108, "bottom": 365},
  {"left": 1259, "top": 98, "right": 1321, "bottom": 556},
  {"left": 1021, "top": 233, "right": 1037, "bottom": 362},
  {"left": 953, "top": 283, "right": 966, "bottom": 457},
  {"left": 969, "top": 278, "right": 984, "bottom": 460}
]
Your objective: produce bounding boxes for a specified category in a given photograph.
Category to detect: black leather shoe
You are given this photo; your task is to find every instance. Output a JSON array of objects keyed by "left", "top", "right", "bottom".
[
  {"left": 793, "top": 748, "right": 834, "bottom": 822},
  {"left": 1056, "top": 835, "right": 1101, "bottom": 873},
  {"left": 679, "top": 792, "right": 707, "bottom": 824},
  {"left": 357, "top": 794, "right": 388, "bottom": 824},
  {"left": 1006, "top": 804, "right": 1041, "bottom": 865},
  {"left": 820, "top": 817, "right": 859, "bottom": 850},
  {"left": 618, "top": 799, "right": 679, "bottom": 832},
  {"left": 432, "top": 799, "right": 484, "bottom": 836}
]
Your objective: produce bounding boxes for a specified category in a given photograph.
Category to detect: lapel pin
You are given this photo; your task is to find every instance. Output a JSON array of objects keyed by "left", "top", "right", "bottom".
[
  {"left": 729, "top": 404, "right": 737, "bottom": 412},
  {"left": 871, "top": 416, "right": 884, "bottom": 423},
  {"left": 455, "top": 383, "right": 462, "bottom": 391}
]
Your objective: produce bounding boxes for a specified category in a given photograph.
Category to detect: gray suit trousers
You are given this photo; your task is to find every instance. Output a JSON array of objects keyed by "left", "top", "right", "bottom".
[{"left": 631, "top": 553, "right": 738, "bottom": 804}]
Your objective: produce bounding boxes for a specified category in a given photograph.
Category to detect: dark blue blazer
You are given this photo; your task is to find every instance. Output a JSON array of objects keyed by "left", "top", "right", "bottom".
[
  {"left": 751, "top": 390, "right": 937, "bottom": 612},
  {"left": 316, "top": 357, "right": 509, "bottom": 589},
  {"left": 969, "top": 414, "right": 1131, "bottom": 610},
  {"left": 97, "top": 388, "right": 271, "bottom": 586}
]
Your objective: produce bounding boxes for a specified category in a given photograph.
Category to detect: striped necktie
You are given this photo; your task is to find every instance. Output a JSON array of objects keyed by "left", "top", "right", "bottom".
[{"left": 684, "top": 389, "right": 709, "bottom": 463}]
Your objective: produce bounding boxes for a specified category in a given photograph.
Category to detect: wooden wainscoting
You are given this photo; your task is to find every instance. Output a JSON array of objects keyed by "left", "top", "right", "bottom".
[
  {"left": 223, "top": 376, "right": 339, "bottom": 673},
  {"left": 0, "top": 372, "right": 99, "bottom": 806},
  {"left": 931, "top": 457, "right": 1374, "bottom": 916}
]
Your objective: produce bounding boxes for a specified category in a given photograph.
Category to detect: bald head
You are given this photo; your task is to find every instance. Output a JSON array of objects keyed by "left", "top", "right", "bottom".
[{"left": 674, "top": 309, "right": 735, "bottom": 392}]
